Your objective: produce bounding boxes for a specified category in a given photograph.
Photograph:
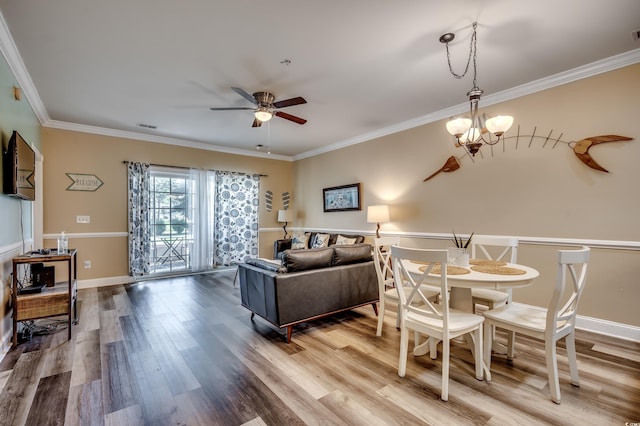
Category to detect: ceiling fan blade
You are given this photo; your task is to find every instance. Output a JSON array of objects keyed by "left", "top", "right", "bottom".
[
  {"left": 252, "top": 118, "right": 263, "bottom": 128},
  {"left": 231, "top": 87, "right": 257, "bottom": 105},
  {"left": 210, "top": 107, "right": 254, "bottom": 111},
  {"left": 275, "top": 111, "right": 307, "bottom": 125},
  {"left": 273, "top": 96, "right": 307, "bottom": 109}
]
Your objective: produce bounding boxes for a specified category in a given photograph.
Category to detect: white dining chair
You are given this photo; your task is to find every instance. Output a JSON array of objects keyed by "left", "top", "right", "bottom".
[
  {"left": 470, "top": 235, "right": 519, "bottom": 312},
  {"left": 483, "top": 246, "right": 590, "bottom": 404},
  {"left": 391, "top": 245, "right": 485, "bottom": 401},
  {"left": 373, "top": 237, "right": 439, "bottom": 336}
]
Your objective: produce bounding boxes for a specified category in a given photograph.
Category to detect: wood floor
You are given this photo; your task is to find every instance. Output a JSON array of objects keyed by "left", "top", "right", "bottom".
[{"left": 0, "top": 269, "right": 638, "bottom": 425}]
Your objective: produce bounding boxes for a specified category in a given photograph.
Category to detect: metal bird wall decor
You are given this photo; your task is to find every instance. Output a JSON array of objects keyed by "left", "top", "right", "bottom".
[{"left": 423, "top": 127, "right": 633, "bottom": 182}]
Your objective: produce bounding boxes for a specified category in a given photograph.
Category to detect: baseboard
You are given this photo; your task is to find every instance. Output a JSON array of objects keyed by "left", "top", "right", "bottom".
[
  {"left": 575, "top": 315, "right": 640, "bottom": 342},
  {"left": 77, "top": 275, "right": 133, "bottom": 289}
]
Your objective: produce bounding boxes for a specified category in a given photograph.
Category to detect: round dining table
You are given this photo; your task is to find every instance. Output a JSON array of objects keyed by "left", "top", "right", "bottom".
[{"left": 406, "top": 260, "right": 540, "bottom": 359}]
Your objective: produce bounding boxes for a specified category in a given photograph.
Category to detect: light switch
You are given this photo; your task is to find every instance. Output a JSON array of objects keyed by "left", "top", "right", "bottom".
[{"left": 76, "top": 215, "right": 90, "bottom": 224}]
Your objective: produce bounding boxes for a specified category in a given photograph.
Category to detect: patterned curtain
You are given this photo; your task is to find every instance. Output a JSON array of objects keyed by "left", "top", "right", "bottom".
[
  {"left": 214, "top": 171, "right": 260, "bottom": 266},
  {"left": 127, "top": 162, "right": 151, "bottom": 276}
]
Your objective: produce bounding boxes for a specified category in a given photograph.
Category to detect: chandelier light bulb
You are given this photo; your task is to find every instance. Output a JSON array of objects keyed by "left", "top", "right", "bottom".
[
  {"left": 461, "top": 127, "right": 482, "bottom": 143},
  {"left": 446, "top": 117, "right": 472, "bottom": 138},
  {"left": 485, "top": 115, "right": 514, "bottom": 137},
  {"left": 254, "top": 107, "right": 273, "bottom": 122}
]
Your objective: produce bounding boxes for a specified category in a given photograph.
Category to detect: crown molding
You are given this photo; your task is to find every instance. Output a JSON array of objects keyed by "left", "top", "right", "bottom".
[
  {"left": 294, "top": 48, "right": 640, "bottom": 160},
  {"left": 43, "top": 119, "right": 293, "bottom": 161}
]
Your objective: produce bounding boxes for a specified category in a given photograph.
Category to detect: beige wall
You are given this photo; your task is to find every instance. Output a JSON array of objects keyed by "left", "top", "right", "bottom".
[
  {"left": 41, "top": 128, "right": 293, "bottom": 279},
  {"left": 294, "top": 64, "right": 640, "bottom": 327},
  {"left": 4, "top": 62, "right": 639, "bottom": 347}
]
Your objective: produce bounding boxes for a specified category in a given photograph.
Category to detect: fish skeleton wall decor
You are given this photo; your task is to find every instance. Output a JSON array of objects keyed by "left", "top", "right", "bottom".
[{"left": 423, "top": 129, "right": 632, "bottom": 182}]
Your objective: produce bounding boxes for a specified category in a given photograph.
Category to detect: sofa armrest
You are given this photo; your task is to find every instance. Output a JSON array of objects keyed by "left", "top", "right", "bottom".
[
  {"left": 246, "top": 258, "right": 286, "bottom": 273},
  {"left": 274, "top": 239, "right": 292, "bottom": 259}
]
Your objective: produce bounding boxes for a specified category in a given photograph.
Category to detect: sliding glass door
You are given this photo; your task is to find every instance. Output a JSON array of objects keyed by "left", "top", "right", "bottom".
[{"left": 149, "top": 169, "right": 194, "bottom": 274}]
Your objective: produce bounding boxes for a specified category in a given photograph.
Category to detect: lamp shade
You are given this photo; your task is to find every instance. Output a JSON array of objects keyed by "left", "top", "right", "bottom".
[
  {"left": 277, "top": 209, "right": 293, "bottom": 222},
  {"left": 254, "top": 107, "right": 273, "bottom": 122},
  {"left": 485, "top": 115, "right": 513, "bottom": 136},
  {"left": 367, "top": 205, "right": 390, "bottom": 223},
  {"left": 446, "top": 117, "right": 472, "bottom": 138},
  {"left": 461, "top": 127, "right": 482, "bottom": 143}
]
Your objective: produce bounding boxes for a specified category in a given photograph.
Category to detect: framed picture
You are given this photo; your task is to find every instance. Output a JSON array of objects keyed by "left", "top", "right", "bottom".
[{"left": 323, "top": 183, "right": 361, "bottom": 212}]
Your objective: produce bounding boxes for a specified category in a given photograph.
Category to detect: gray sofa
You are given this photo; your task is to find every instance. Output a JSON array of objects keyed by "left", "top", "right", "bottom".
[{"left": 238, "top": 243, "right": 378, "bottom": 342}]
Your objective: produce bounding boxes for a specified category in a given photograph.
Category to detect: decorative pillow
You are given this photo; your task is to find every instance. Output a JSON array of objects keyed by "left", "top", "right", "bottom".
[
  {"left": 335, "top": 234, "right": 357, "bottom": 245},
  {"left": 311, "top": 233, "right": 330, "bottom": 248},
  {"left": 291, "top": 232, "right": 309, "bottom": 250}
]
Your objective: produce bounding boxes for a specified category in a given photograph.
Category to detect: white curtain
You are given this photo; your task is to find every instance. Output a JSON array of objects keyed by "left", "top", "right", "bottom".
[{"left": 190, "top": 169, "right": 216, "bottom": 271}]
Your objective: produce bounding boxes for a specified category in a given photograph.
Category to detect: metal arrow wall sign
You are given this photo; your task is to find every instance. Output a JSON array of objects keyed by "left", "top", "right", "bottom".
[{"left": 65, "top": 173, "right": 104, "bottom": 191}]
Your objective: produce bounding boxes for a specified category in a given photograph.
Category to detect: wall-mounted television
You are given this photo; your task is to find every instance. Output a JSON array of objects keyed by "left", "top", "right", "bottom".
[{"left": 3, "top": 130, "right": 35, "bottom": 201}]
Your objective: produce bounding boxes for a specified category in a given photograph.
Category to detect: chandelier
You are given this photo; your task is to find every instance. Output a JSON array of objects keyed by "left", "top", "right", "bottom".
[{"left": 440, "top": 22, "right": 513, "bottom": 156}]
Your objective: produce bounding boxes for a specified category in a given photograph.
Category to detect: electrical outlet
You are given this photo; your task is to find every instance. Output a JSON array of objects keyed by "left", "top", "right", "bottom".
[
  {"left": 77, "top": 215, "right": 90, "bottom": 224},
  {"left": 84, "top": 260, "right": 91, "bottom": 269}
]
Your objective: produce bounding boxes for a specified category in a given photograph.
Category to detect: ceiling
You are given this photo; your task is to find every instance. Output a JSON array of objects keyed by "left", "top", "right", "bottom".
[{"left": 0, "top": 1, "right": 638, "bottom": 159}]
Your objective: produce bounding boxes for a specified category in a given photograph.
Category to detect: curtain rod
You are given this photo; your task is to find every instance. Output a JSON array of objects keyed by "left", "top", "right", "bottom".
[{"left": 122, "top": 160, "right": 267, "bottom": 177}]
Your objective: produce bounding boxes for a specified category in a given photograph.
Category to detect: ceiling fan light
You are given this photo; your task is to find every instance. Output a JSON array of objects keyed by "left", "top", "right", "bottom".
[
  {"left": 485, "top": 115, "right": 513, "bottom": 136},
  {"left": 254, "top": 108, "right": 273, "bottom": 122},
  {"left": 461, "top": 127, "right": 482, "bottom": 143},
  {"left": 446, "top": 117, "right": 472, "bottom": 138}
]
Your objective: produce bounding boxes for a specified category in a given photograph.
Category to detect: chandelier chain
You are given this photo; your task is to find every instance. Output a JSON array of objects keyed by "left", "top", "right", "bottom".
[{"left": 444, "top": 22, "right": 478, "bottom": 84}]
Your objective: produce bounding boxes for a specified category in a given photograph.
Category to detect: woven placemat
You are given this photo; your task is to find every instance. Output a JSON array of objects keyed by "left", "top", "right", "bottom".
[
  {"left": 419, "top": 264, "right": 470, "bottom": 275},
  {"left": 471, "top": 265, "right": 526, "bottom": 275},
  {"left": 469, "top": 259, "right": 507, "bottom": 267}
]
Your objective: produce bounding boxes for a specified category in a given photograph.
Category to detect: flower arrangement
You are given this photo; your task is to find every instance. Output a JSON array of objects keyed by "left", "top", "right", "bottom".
[{"left": 452, "top": 230, "right": 474, "bottom": 249}]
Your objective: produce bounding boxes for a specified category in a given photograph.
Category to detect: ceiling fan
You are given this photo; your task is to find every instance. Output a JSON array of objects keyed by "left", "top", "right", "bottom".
[{"left": 210, "top": 87, "right": 307, "bottom": 127}]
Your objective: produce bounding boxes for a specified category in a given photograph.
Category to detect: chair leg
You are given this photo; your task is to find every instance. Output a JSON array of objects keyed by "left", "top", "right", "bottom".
[
  {"left": 441, "top": 338, "right": 450, "bottom": 401},
  {"left": 483, "top": 322, "right": 492, "bottom": 372},
  {"left": 565, "top": 332, "right": 580, "bottom": 387},
  {"left": 474, "top": 327, "right": 484, "bottom": 381},
  {"left": 545, "top": 339, "right": 562, "bottom": 404},
  {"left": 398, "top": 327, "right": 409, "bottom": 377},
  {"left": 376, "top": 301, "right": 385, "bottom": 336},
  {"left": 507, "top": 331, "right": 516, "bottom": 360}
]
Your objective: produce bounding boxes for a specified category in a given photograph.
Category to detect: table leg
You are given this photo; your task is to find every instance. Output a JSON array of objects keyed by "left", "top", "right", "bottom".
[{"left": 450, "top": 287, "right": 473, "bottom": 311}]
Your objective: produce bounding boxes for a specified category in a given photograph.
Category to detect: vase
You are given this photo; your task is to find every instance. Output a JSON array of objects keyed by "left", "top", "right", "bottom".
[{"left": 447, "top": 247, "right": 469, "bottom": 267}]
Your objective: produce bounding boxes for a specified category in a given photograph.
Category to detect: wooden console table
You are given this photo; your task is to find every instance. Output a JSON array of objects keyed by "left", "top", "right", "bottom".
[{"left": 11, "top": 249, "right": 78, "bottom": 348}]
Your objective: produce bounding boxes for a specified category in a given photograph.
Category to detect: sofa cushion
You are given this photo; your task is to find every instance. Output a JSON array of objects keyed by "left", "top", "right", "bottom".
[
  {"left": 311, "top": 233, "right": 330, "bottom": 248},
  {"left": 332, "top": 243, "right": 373, "bottom": 266},
  {"left": 335, "top": 234, "right": 357, "bottom": 245},
  {"left": 283, "top": 247, "right": 334, "bottom": 272},
  {"left": 291, "top": 232, "right": 309, "bottom": 249}
]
